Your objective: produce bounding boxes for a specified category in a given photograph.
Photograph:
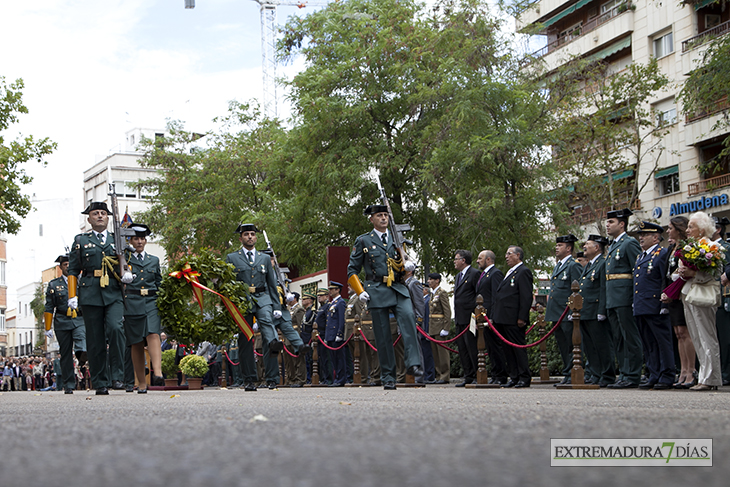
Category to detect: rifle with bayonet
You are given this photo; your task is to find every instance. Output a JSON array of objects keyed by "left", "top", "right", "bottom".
[
  {"left": 108, "top": 184, "right": 136, "bottom": 298},
  {"left": 375, "top": 173, "right": 413, "bottom": 264},
  {"left": 262, "top": 230, "right": 291, "bottom": 297}
]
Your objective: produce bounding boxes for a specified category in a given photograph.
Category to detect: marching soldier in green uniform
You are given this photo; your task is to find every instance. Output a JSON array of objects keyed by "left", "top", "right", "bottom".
[
  {"left": 226, "top": 223, "right": 285, "bottom": 391},
  {"left": 579, "top": 235, "right": 614, "bottom": 387},
  {"left": 713, "top": 216, "right": 730, "bottom": 386},
  {"left": 605, "top": 208, "right": 643, "bottom": 388},
  {"left": 44, "top": 254, "right": 87, "bottom": 394},
  {"left": 546, "top": 234, "right": 583, "bottom": 385},
  {"left": 122, "top": 224, "right": 164, "bottom": 392},
  {"left": 347, "top": 204, "right": 423, "bottom": 390},
  {"left": 68, "top": 202, "right": 132, "bottom": 395},
  {"left": 227, "top": 336, "right": 242, "bottom": 387}
]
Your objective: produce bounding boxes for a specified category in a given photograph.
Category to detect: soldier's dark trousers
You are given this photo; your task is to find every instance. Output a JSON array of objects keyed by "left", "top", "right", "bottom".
[
  {"left": 237, "top": 332, "right": 259, "bottom": 384},
  {"left": 81, "top": 303, "right": 125, "bottom": 389},
  {"left": 608, "top": 306, "right": 643, "bottom": 384}
]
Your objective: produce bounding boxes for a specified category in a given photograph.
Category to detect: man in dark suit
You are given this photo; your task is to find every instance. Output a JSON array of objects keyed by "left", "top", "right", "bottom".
[
  {"left": 325, "top": 281, "right": 347, "bottom": 387},
  {"left": 476, "top": 249, "right": 507, "bottom": 384},
  {"left": 547, "top": 234, "right": 583, "bottom": 385},
  {"left": 160, "top": 332, "right": 172, "bottom": 351},
  {"left": 452, "top": 249, "right": 481, "bottom": 386},
  {"left": 634, "top": 222, "right": 673, "bottom": 390},
  {"left": 491, "top": 246, "right": 534, "bottom": 388}
]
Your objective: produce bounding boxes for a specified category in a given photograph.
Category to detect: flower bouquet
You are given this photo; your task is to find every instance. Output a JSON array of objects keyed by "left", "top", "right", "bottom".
[{"left": 663, "top": 237, "right": 726, "bottom": 299}]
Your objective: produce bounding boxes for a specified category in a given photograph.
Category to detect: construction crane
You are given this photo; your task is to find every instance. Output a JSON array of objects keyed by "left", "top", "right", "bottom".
[{"left": 185, "top": 0, "right": 329, "bottom": 118}]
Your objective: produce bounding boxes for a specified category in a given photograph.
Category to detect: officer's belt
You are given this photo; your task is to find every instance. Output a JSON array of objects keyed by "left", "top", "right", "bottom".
[
  {"left": 365, "top": 274, "right": 390, "bottom": 283},
  {"left": 430, "top": 314, "right": 445, "bottom": 318},
  {"left": 126, "top": 288, "right": 157, "bottom": 296},
  {"left": 606, "top": 273, "right": 632, "bottom": 280},
  {"left": 249, "top": 286, "right": 266, "bottom": 293},
  {"left": 360, "top": 320, "right": 372, "bottom": 325}
]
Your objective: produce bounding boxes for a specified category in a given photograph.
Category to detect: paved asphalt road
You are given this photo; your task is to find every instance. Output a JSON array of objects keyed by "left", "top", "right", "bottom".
[{"left": 1, "top": 383, "right": 728, "bottom": 486}]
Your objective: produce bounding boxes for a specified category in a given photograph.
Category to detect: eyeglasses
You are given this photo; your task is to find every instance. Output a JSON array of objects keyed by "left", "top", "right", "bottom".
[
  {"left": 454, "top": 257, "right": 464, "bottom": 261},
  {"left": 505, "top": 251, "right": 515, "bottom": 256}
]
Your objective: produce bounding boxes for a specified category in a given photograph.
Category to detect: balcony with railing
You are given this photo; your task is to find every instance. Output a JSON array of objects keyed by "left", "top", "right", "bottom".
[
  {"left": 682, "top": 19, "right": 730, "bottom": 52},
  {"left": 569, "top": 198, "right": 641, "bottom": 225},
  {"left": 687, "top": 173, "right": 730, "bottom": 197},
  {"left": 528, "top": 3, "right": 634, "bottom": 60}
]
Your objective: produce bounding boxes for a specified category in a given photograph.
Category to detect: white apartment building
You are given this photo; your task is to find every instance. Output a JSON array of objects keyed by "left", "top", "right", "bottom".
[
  {"left": 518, "top": 0, "right": 730, "bottom": 231},
  {"left": 82, "top": 128, "right": 170, "bottom": 259}
]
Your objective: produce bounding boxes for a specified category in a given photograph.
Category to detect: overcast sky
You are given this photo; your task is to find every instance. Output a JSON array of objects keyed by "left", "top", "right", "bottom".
[{"left": 1, "top": 0, "right": 318, "bottom": 304}]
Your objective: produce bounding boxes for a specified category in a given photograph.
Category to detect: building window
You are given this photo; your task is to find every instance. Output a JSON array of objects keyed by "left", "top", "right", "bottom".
[
  {"left": 654, "top": 98, "right": 677, "bottom": 127},
  {"left": 601, "top": 0, "right": 621, "bottom": 14},
  {"left": 0, "top": 309, "right": 5, "bottom": 333},
  {"left": 559, "top": 22, "right": 583, "bottom": 43},
  {"left": 1, "top": 261, "right": 5, "bottom": 285},
  {"left": 657, "top": 172, "right": 680, "bottom": 196},
  {"left": 653, "top": 31, "right": 674, "bottom": 58},
  {"left": 113, "top": 180, "right": 137, "bottom": 199}
]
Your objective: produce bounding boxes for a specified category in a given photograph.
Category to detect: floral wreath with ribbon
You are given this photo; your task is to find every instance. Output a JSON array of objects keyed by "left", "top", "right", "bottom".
[{"left": 157, "top": 249, "right": 254, "bottom": 346}]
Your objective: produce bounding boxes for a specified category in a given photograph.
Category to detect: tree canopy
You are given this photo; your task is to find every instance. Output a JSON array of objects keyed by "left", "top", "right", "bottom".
[{"left": 0, "top": 77, "right": 56, "bottom": 235}]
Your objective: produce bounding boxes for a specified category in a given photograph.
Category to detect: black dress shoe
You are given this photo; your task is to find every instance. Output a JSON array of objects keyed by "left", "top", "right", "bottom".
[
  {"left": 64, "top": 389, "right": 74, "bottom": 394},
  {"left": 598, "top": 381, "right": 612, "bottom": 388},
  {"left": 111, "top": 380, "right": 125, "bottom": 390},
  {"left": 329, "top": 382, "right": 344, "bottom": 387},
  {"left": 609, "top": 380, "right": 638, "bottom": 389},
  {"left": 455, "top": 379, "right": 473, "bottom": 387},
  {"left": 151, "top": 376, "right": 165, "bottom": 387},
  {"left": 266, "top": 381, "right": 278, "bottom": 390},
  {"left": 723, "top": 380, "right": 730, "bottom": 386},
  {"left": 383, "top": 381, "right": 396, "bottom": 390},
  {"left": 652, "top": 382, "right": 672, "bottom": 390},
  {"left": 639, "top": 381, "right": 657, "bottom": 390},
  {"left": 502, "top": 380, "right": 517, "bottom": 388},
  {"left": 244, "top": 383, "right": 257, "bottom": 392},
  {"left": 290, "top": 383, "right": 303, "bottom": 388},
  {"left": 95, "top": 388, "right": 109, "bottom": 395},
  {"left": 125, "top": 385, "right": 134, "bottom": 393},
  {"left": 407, "top": 365, "right": 424, "bottom": 379},
  {"left": 137, "top": 389, "right": 147, "bottom": 394},
  {"left": 433, "top": 380, "right": 448, "bottom": 384},
  {"left": 268, "top": 340, "right": 284, "bottom": 353},
  {"left": 554, "top": 377, "right": 571, "bottom": 387},
  {"left": 514, "top": 381, "right": 530, "bottom": 388}
]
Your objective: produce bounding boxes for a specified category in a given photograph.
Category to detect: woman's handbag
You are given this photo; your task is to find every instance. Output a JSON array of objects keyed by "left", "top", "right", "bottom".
[{"left": 683, "top": 281, "right": 721, "bottom": 308}]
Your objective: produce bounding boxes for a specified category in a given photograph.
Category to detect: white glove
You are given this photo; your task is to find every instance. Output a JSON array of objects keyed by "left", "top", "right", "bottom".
[
  {"left": 121, "top": 271, "right": 135, "bottom": 284},
  {"left": 660, "top": 308, "right": 669, "bottom": 315},
  {"left": 45, "top": 330, "right": 54, "bottom": 338},
  {"left": 335, "top": 336, "right": 343, "bottom": 342},
  {"left": 273, "top": 310, "right": 282, "bottom": 319},
  {"left": 567, "top": 314, "right": 573, "bottom": 321},
  {"left": 253, "top": 322, "right": 259, "bottom": 332},
  {"left": 67, "top": 297, "right": 78, "bottom": 310},
  {"left": 404, "top": 260, "right": 416, "bottom": 272},
  {"left": 439, "top": 329, "right": 449, "bottom": 337},
  {"left": 597, "top": 314, "right": 606, "bottom": 321},
  {"left": 286, "top": 292, "right": 295, "bottom": 303},
  {"left": 359, "top": 291, "right": 370, "bottom": 303}
]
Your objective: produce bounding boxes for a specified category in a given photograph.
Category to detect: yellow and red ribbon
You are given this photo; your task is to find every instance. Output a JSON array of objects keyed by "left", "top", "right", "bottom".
[{"left": 170, "top": 263, "right": 253, "bottom": 340}]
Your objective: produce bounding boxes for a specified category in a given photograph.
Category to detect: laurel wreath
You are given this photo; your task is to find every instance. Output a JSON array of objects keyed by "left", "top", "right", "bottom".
[{"left": 157, "top": 249, "right": 252, "bottom": 346}]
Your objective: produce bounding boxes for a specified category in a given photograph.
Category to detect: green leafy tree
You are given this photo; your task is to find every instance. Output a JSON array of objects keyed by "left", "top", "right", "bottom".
[
  {"left": 679, "top": 34, "right": 730, "bottom": 161},
  {"left": 0, "top": 77, "right": 56, "bottom": 234},
  {"left": 135, "top": 101, "right": 286, "bottom": 260},
  {"left": 547, "top": 58, "right": 671, "bottom": 232},
  {"left": 275, "top": 0, "right": 556, "bottom": 273}
]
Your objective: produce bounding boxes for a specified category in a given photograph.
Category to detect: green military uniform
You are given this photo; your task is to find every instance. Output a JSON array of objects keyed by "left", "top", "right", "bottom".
[
  {"left": 44, "top": 273, "right": 86, "bottom": 391},
  {"left": 578, "top": 245, "right": 615, "bottom": 386},
  {"left": 345, "top": 293, "right": 377, "bottom": 384},
  {"left": 68, "top": 227, "right": 126, "bottom": 391},
  {"left": 605, "top": 230, "right": 643, "bottom": 385},
  {"left": 226, "top": 239, "right": 282, "bottom": 387},
  {"left": 282, "top": 297, "right": 307, "bottom": 386},
  {"left": 227, "top": 337, "right": 242, "bottom": 386},
  {"left": 123, "top": 249, "right": 162, "bottom": 345},
  {"left": 428, "top": 286, "right": 452, "bottom": 383},
  {"left": 546, "top": 236, "right": 584, "bottom": 380},
  {"left": 347, "top": 227, "right": 421, "bottom": 385}
]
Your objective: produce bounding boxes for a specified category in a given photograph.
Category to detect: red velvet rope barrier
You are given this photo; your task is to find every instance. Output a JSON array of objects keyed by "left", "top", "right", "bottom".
[
  {"left": 316, "top": 333, "right": 354, "bottom": 351},
  {"left": 360, "top": 333, "right": 379, "bottom": 351},
  {"left": 419, "top": 324, "right": 470, "bottom": 344},
  {"left": 392, "top": 334, "right": 401, "bottom": 346},
  {"left": 484, "top": 304, "right": 570, "bottom": 349},
  {"left": 282, "top": 343, "right": 301, "bottom": 358},
  {"left": 416, "top": 326, "right": 459, "bottom": 354},
  {"left": 223, "top": 350, "right": 239, "bottom": 366}
]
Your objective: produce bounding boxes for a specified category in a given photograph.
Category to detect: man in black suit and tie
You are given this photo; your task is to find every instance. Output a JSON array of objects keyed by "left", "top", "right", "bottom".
[
  {"left": 491, "top": 246, "right": 534, "bottom": 388},
  {"left": 476, "top": 249, "right": 507, "bottom": 384},
  {"left": 453, "top": 249, "right": 481, "bottom": 386},
  {"left": 160, "top": 332, "right": 172, "bottom": 351}
]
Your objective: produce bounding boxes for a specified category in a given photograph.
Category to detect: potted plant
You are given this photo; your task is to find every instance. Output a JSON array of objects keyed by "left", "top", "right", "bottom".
[
  {"left": 161, "top": 349, "right": 179, "bottom": 387},
  {"left": 179, "top": 354, "right": 209, "bottom": 390}
]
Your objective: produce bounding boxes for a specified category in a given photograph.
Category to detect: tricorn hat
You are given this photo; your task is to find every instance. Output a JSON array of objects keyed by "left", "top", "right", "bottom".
[
  {"left": 81, "top": 202, "right": 111, "bottom": 215},
  {"left": 235, "top": 223, "right": 258, "bottom": 234},
  {"left": 55, "top": 255, "right": 69, "bottom": 264},
  {"left": 637, "top": 221, "right": 664, "bottom": 234},
  {"left": 606, "top": 208, "right": 633, "bottom": 220},
  {"left": 130, "top": 223, "right": 151, "bottom": 237},
  {"left": 364, "top": 204, "right": 388, "bottom": 216},
  {"left": 556, "top": 234, "right": 578, "bottom": 244},
  {"left": 586, "top": 234, "right": 610, "bottom": 246}
]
